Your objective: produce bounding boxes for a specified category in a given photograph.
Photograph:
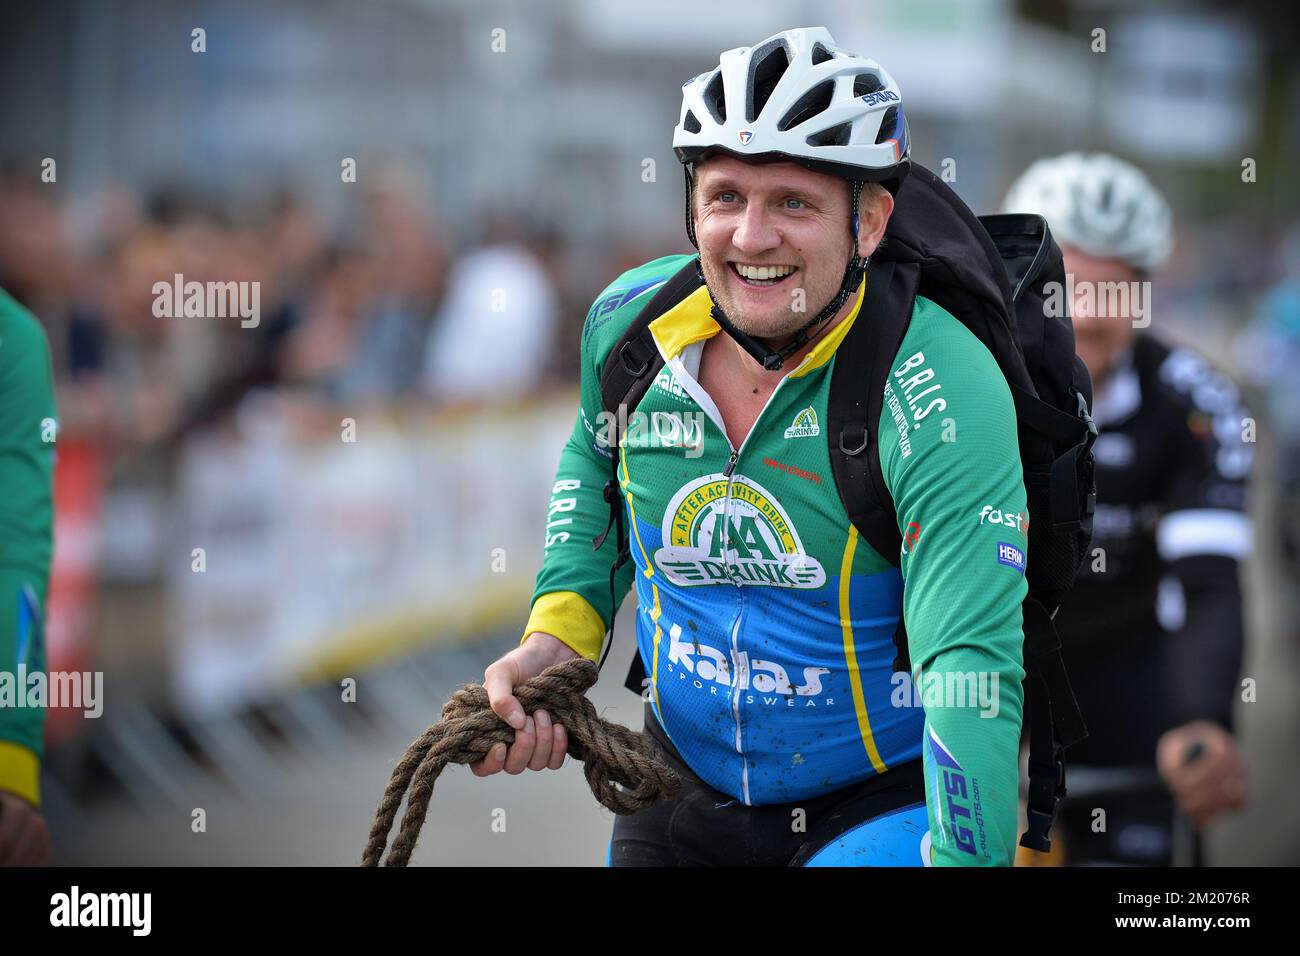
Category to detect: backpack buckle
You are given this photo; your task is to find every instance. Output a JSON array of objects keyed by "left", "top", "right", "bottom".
[
  {"left": 619, "top": 339, "right": 655, "bottom": 378},
  {"left": 592, "top": 478, "right": 623, "bottom": 551},
  {"left": 839, "top": 421, "right": 869, "bottom": 457},
  {"left": 1020, "top": 755, "right": 1067, "bottom": 853}
]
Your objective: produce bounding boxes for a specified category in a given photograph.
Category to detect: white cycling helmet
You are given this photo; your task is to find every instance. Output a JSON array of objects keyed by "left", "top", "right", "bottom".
[
  {"left": 672, "top": 26, "right": 910, "bottom": 191},
  {"left": 1002, "top": 152, "right": 1173, "bottom": 273},
  {"left": 671, "top": 27, "right": 910, "bottom": 371}
]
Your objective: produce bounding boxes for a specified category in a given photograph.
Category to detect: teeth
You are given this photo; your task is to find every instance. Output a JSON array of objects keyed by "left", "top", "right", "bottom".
[{"left": 736, "top": 264, "right": 796, "bottom": 280}]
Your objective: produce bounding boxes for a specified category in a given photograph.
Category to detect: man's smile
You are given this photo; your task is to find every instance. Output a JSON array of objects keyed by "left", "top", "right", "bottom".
[{"left": 728, "top": 261, "right": 800, "bottom": 288}]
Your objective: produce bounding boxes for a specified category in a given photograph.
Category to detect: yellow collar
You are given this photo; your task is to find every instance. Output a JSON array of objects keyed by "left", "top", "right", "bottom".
[{"left": 648, "top": 275, "right": 867, "bottom": 379}]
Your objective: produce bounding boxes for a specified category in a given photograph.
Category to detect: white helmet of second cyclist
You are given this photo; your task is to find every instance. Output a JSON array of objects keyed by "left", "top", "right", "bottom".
[
  {"left": 672, "top": 26, "right": 911, "bottom": 191},
  {"left": 1002, "top": 152, "right": 1173, "bottom": 273}
]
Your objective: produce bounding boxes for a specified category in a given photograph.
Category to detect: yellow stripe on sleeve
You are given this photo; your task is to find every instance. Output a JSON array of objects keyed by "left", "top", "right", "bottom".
[
  {"left": 0, "top": 740, "right": 41, "bottom": 807},
  {"left": 521, "top": 591, "right": 607, "bottom": 661}
]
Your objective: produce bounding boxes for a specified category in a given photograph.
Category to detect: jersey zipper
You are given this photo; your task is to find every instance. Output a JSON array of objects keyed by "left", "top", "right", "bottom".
[
  {"left": 713, "top": 376, "right": 794, "bottom": 806},
  {"left": 664, "top": 348, "right": 808, "bottom": 806}
]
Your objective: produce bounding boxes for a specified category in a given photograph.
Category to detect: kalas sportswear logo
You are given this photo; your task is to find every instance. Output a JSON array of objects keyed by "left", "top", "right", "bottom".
[
  {"left": 650, "top": 365, "right": 692, "bottom": 402},
  {"left": 664, "top": 620, "right": 832, "bottom": 700},
  {"left": 654, "top": 474, "right": 826, "bottom": 588},
  {"left": 783, "top": 406, "right": 820, "bottom": 439}
]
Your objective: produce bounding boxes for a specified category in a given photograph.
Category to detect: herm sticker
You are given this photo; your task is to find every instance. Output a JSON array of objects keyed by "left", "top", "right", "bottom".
[{"left": 996, "top": 542, "right": 1025, "bottom": 574}]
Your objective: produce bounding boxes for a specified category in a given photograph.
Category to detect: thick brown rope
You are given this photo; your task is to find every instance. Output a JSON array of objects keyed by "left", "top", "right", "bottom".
[{"left": 360, "top": 658, "right": 680, "bottom": 866}]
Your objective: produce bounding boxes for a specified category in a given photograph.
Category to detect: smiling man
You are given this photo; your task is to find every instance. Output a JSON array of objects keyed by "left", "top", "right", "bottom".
[
  {"left": 473, "top": 26, "right": 1031, "bottom": 866},
  {"left": 690, "top": 154, "right": 892, "bottom": 461}
]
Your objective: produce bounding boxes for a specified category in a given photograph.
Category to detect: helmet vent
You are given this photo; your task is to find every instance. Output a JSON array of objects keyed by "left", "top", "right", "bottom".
[
  {"left": 703, "top": 70, "right": 726, "bottom": 123},
  {"left": 777, "top": 80, "right": 834, "bottom": 132},
  {"left": 810, "top": 42, "right": 835, "bottom": 65},
  {"left": 853, "top": 73, "right": 885, "bottom": 97},
  {"left": 683, "top": 110, "right": 702, "bottom": 134},
  {"left": 875, "top": 106, "right": 899, "bottom": 143},
  {"left": 747, "top": 39, "right": 791, "bottom": 122},
  {"left": 807, "top": 121, "right": 852, "bottom": 148}
]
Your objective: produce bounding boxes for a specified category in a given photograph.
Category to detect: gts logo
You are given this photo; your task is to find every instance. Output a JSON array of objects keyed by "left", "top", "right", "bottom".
[{"left": 943, "top": 770, "right": 977, "bottom": 856}]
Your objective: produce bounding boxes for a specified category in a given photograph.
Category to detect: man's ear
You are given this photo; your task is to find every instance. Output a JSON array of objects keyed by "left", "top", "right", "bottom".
[{"left": 856, "top": 186, "right": 894, "bottom": 258}]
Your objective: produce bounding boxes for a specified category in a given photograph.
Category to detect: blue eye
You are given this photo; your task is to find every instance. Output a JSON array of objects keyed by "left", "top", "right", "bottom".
[
  {"left": 785, "top": 198, "right": 806, "bottom": 210},
  {"left": 719, "top": 191, "right": 737, "bottom": 203}
]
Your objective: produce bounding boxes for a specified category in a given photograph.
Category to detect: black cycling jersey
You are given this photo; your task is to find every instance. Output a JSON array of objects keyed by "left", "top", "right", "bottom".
[{"left": 1056, "top": 332, "right": 1252, "bottom": 768}]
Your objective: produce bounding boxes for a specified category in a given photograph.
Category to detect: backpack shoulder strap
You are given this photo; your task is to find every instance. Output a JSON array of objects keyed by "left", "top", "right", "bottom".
[
  {"left": 827, "top": 258, "right": 921, "bottom": 570},
  {"left": 598, "top": 256, "right": 702, "bottom": 424},
  {"left": 589, "top": 255, "right": 702, "bottom": 691}
]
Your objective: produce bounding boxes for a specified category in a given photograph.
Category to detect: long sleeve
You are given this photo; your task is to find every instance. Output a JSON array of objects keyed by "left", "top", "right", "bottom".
[
  {"left": 520, "top": 263, "right": 688, "bottom": 659},
  {"left": 1155, "top": 356, "right": 1253, "bottom": 731},
  {"left": 0, "top": 288, "right": 57, "bottom": 807},
  {"left": 879, "top": 297, "right": 1027, "bottom": 866}
]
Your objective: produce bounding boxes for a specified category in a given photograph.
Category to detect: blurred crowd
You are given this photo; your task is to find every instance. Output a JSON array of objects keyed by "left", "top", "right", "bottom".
[
  {"left": 0, "top": 159, "right": 677, "bottom": 702},
  {"left": 0, "top": 161, "right": 678, "bottom": 466}
]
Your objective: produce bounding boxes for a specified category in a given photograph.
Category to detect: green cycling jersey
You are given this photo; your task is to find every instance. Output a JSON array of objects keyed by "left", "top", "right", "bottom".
[
  {"left": 524, "top": 254, "right": 1028, "bottom": 865},
  {"left": 0, "top": 286, "right": 56, "bottom": 807}
]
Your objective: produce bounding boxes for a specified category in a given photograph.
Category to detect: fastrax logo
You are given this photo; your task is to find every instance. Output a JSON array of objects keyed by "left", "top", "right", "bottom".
[
  {"left": 978, "top": 504, "right": 1028, "bottom": 537},
  {"left": 50, "top": 886, "right": 151, "bottom": 936}
]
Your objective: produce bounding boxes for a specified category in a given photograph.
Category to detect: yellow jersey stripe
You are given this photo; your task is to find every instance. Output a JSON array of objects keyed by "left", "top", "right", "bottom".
[
  {"left": 839, "top": 525, "right": 888, "bottom": 774},
  {"left": 644, "top": 271, "right": 867, "bottom": 376},
  {"left": 789, "top": 277, "right": 867, "bottom": 378},
  {"left": 0, "top": 740, "right": 40, "bottom": 807}
]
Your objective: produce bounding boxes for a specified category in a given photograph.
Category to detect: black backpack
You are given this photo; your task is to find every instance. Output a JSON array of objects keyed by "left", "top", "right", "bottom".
[{"left": 593, "top": 163, "right": 1097, "bottom": 853}]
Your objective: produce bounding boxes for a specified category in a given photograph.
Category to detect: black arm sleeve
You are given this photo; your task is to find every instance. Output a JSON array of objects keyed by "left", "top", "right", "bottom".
[{"left": 1164, "top": 554, "right": 1246, "bottom": 731}]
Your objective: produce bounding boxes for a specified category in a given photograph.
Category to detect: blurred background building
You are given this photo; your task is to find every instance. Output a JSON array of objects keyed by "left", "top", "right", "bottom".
[{"left": 0, "top": 0, "right": 1297, "bottom": 864}]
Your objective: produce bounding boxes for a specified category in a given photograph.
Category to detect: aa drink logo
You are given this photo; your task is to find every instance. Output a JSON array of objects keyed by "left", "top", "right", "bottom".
[
  {"left": 654, "top": 474, "right": 826, "bottom": 588},
  {"left": 783, "top": 406, "right": 820, "bottom": 439}
]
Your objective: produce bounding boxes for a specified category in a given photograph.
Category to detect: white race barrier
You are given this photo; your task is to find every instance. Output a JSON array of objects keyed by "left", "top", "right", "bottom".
[{"left": 168, "top": 394, "right": 575, "bottom": 715}]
